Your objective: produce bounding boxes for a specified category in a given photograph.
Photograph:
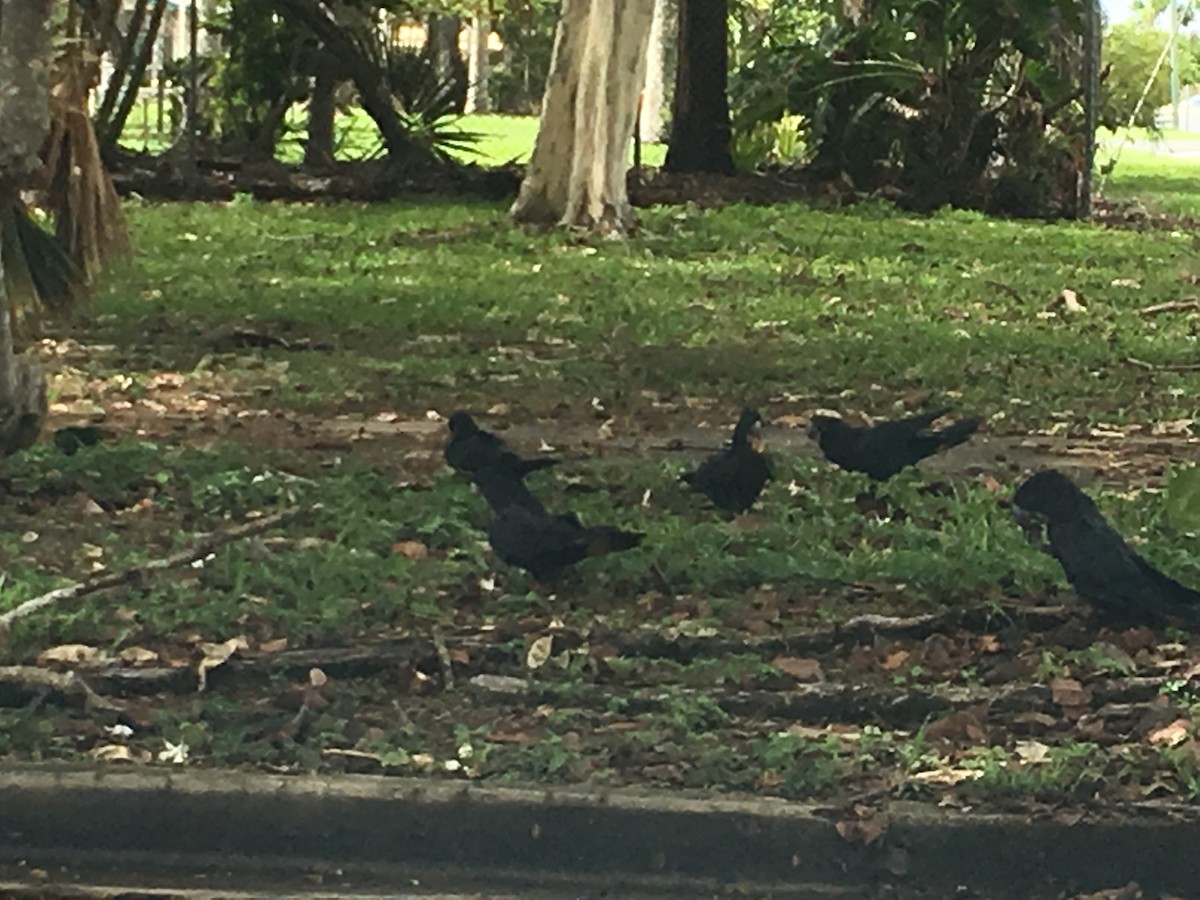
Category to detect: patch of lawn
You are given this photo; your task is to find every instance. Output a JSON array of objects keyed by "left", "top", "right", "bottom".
[
  {"left": 123, "top": 106, "right": 668, "bottom": 168},
  {"left": 92, "top": 194, "right": 1200, "bottom": 432},
  {"left": 1098, "top": 144, "right": 1200, "bottom": 216},
  {"left": 9, "top": 153, "right": 1200, "bottom": 808}
]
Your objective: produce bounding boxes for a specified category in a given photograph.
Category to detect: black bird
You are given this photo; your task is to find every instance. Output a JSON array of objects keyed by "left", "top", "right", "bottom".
[
  {"left": 471, "top": 464, "right": 549, "bottom": 516},
  {"left": 682, "top": 408, "right": 772, "bottom": 513},
  {"left": 476, "top": 468, "right": 644, "bottom": 579},
  {"left": 444, "top": 411, "right": 557, "bottom": 479},
  {"left": 1012, "top": 469, "right": 1200, "bottom": 627},
  {"left": 807, "top": 408, "right": 982, "bottom": 481}
]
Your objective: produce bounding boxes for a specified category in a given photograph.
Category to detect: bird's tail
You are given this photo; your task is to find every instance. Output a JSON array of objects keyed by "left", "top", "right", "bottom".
[
  {"left": 584, "top": 526, "right": 645, "bottom": 557},
  {"left": 517, "top": 457, "right": 559, "bottom": 477},
  {"left": 934, "top": 417, "right": 983, "bottom": 451}
]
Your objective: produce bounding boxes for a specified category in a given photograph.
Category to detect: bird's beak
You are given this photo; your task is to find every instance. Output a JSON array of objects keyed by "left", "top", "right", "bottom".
[
  {"left": 1010, "top": 503, "right": 1047, "bottom": 545},
  {"left": 1010, "top": 503, "right": 1034, "bottom": 526},
  {"left": 749, "top": 420, "right": 764, "bottom": 453}
]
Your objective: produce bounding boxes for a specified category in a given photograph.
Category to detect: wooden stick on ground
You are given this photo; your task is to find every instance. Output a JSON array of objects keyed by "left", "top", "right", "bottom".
[
  {"left": 1125, "top": 356, "right": 1200, "bottom": 372},
  {"left": 1138, "top": 299, "right": 1200, "bottom": 316},
  {"left": 0, "top": 665, "right": 121, "bottom": 712},
  {"left": 431, "top": 626, "right": 456, "bottom": 691},
  {"left": 0, "top": 507, "right": 310, "bottom": 633}
]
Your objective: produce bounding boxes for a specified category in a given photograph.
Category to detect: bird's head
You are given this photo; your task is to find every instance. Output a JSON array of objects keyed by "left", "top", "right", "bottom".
[
  {"left": 806, "top": 414, "right": 845, "bottom": 442},
  {"left": 1011, "top": 469, "right": 1089, "bottom": 527},
  {"left": 447, "top": 411, "right": 478, "bottom": 436},
  {"left": 734, "top": 407, "right": 765, "bottom": 452}
]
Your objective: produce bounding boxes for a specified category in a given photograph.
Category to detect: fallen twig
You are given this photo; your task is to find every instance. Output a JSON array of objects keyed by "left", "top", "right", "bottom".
[
  {"left": 0, "top": 507, "right": 311, "bottom": 634},
  {"left": 1125, "top": 357, "right": 1200, "bottom": 372},
  {"left": 0, "top": 665, "right": 122, "bottom": 712},
  {"left": 432, "top": 626, "right": 455, "bottom": 691},
  {"left": 1138, "top": 299, "right": 1200, "bottom": 317},
  {"left": 984, "top": 280, "right": 1025, "bottom": 304}
]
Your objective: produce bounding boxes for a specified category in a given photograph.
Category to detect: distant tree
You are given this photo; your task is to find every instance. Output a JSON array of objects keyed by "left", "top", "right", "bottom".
[
  {"left": 0, "top": 0, "right": 53, "bottom": 456},
  {"left": 273, "top": 0, "right": 440, "bottom": 169},
  {"left": 510, "top": 0, "right": 655, "bottom": 232},
  {"left": 1104, "top": 22, "right": 1175, "bottom": 126}
]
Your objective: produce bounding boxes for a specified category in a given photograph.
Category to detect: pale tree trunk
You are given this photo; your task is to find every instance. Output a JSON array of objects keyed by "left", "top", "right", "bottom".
[
  {"left": 510, "top": 0, "right": 655, "bottom": 233},
  {"left": 0, "top": 0, "right": 53, "bottom": 456},
  {"left": 465, "top": 13, "right": 492, "bottom": 114},
  {"left": 638, "top": 0, "right": 668, "bottom": 143}
]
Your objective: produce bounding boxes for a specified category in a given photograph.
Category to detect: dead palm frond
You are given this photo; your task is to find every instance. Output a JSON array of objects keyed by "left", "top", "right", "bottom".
[
  {"left": 1, "top": 201, "right": 89, "bottom": 331},
  {"left": 2, "top": 2, "right": 133, "bottom": 334},
  {"left": 42, "top": 95, "right": 134, "bottom": 283}
]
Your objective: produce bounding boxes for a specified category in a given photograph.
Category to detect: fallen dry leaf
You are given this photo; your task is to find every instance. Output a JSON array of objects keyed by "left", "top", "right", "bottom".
[
  {"left": 485, "top": 730, "right": 537, "bottom": 746},
  {"left": 977, "top": 635, "right": 1001, "bottom": 654},
  {"left": 925, "top": 706, "right": 989, "bottom": 746},
  {"left": 392, "top": 540, "right": 429, "bottom": 560},
  {"left": 909, "top": 766, "right": 983, "bottom": 786},
  {"left": 770, "top": 655, "right": 825, "bottom": 682},
  {"left": 118, "top": 646, "right": 159, "bottom": 666},
  {"left": 91, "top": 744, "right": 151, "bottom": 764},
  {"left": 1147, "top": 718, "right": 1190, "bottom": 748},
  {"left": 258, "top": 637, "right": 289, "bottom": 654},
  {"left": 835, "top": 806, "right": 889, "bottom": 846},
  {"left": 1014, "top": 740, "right": 1051, "bottom": 764},
  {"left": 881, "top": 649, "right": 910, "bottom": 671},
  {"left": 196, "top": 636, "right": 250, "bottom": 691},
  {"left": 772, "top": 414, "right": 808, "bottom": 428},
  {"left": 978, "top": 474, "right": 1005, "bottom": 495},
  {"left": 38, "top": 644, "right": 106, "bottom": 667},
  {"left": 1052, "top": 288, "right": 1087, "bottom": 313},
  {"left": 526, "top": 635, "right": 554, "bottom": 670},
  {"left": 1050, "top": 677, "right": 1091, "bottom": 709}
]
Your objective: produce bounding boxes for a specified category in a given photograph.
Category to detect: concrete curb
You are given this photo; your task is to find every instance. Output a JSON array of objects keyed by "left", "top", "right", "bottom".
[{"left": 1, "top": 765, "right": 1198, "bottom": 897}]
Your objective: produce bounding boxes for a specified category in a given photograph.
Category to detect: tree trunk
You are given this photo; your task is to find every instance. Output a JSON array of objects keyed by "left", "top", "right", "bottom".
[
  {"left": 305, "top": 60, "right": 338, "bottom": 168},
  {"left": 103, "top": 0, "right": 170, "bottom": 151},
  {"left": 424, "top": 14, "right": 467, "bottom": 114},
  {"left": 95, "top": 0, "right": 150, "bottom": 133},
  {"left": 638, "top": 0, "right": 668, "bottom": 143},
  {"left": 465, "top": 13, "right": 492, "bottom": 114},
  {"left": 272, "top": 0, "right": 437, "bottom": 171},
  {"left": 664, "top": 0, "right": 733, "bottom": 175},
  {"left": 0, "top": 0, "right": 54, "bottom": 457},
  {"left": 510, "top": 0, "right": 655, "bottom": 233}
]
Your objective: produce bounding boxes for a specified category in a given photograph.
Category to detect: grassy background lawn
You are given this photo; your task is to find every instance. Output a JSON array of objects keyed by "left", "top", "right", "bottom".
[
  {"left": 2, "top": 116, "right": 1199, "bottom": 807},
  {"left": 121, "top": 107, "right": 671, "bottom": 167}
]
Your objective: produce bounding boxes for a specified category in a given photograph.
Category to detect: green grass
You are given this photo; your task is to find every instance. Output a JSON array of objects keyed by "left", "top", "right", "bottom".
[
  {"left": 90, "top": 195, "right": 1200, "bottom": 431},
  {"left": 6, "top": 150, "right": 1200, "bottom": 804},
  {"left": 1099, "top": 147, "right": 1200, "bottom": 215},
  {"left": 121, "top": 105, "right": 668, "bottom": 167}
]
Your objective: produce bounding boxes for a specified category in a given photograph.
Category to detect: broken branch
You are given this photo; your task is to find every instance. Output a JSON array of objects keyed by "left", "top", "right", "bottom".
[
  {"left": 0, "top": 665, "right": 121, "bottom": 712},
  {"left": 0, "top": 507, "right": 312, "bottom": 633},
  {"left": 1138, "top": 299, "right": 1200, "bottom": 317},
  {"left": 1125, "top": 357, "right": 1200, "bottom": 372}
]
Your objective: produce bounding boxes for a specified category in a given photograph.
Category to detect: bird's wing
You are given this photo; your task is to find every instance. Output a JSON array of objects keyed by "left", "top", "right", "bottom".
[
  {"left": 684, "top": 447, "right": 731, "bottom": 487},
  {"left": 1050, "top": 514, "right": 1199, "bottom": 621}
]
